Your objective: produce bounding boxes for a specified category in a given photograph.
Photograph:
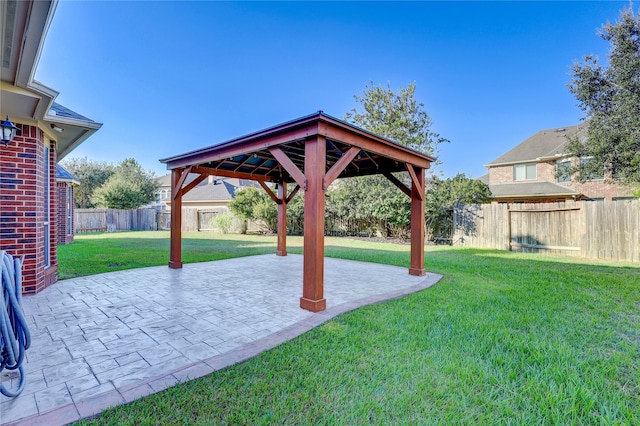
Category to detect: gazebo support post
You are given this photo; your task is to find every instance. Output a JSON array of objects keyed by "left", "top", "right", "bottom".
[
  {"left": 300, "top": 135, "right": 327, "bottom": 312},
  {"left": 169, "top": 168, "right": 183, "bottom": 269},
  {"left": 409, "top": 165, "right": 426, "bottom": 276},
  {"left": 276, "top": 182, "right": 287, "bottom": 256}
]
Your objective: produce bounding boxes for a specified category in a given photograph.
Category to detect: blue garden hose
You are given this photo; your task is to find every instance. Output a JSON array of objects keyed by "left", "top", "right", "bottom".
[{"left": 0, "top": 251, "right": 30, "bottom": 397}]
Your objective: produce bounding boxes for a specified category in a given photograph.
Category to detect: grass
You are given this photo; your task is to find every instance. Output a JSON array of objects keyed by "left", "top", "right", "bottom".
[{"left": 62, "top": 232, "right": 640, "bottom": 424}]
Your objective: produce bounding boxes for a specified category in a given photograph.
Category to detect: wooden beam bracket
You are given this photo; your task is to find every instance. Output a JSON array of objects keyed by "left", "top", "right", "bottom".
[
  {"left": 323, "top": 147, "right": 360, "bottom": 189},
  {"left": 286, "top": 184, "right": 301, "bottom": 204},
  {"left": 405, "top": 163, "right": 424, "bottom": 200},
  {"left": 172, "top": 165, "right": 193, "bottom": 200},
  {"left": 259, "top": 181, "right": 280, "bottom": 204},
  {"left": 383, "top": 171, "right": 411, "bottom": 198},
  {"left": 269, "top": 147, "right": 307, "bottom": 190},
  {"left": 181, "top": 173, "right": 208, "bottom": 197}
]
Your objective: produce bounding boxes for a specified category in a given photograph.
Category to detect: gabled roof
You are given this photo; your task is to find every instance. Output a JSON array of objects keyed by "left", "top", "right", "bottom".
[
  {"left": 157, "top": 173, "right": 258, "bottom": 202},
  {"left": 489, "top": 181, "right": 579, "bottom": 199},
  {"left": 182, "top": 181, "right": 236, "bottom": 202},
  {"left": 486, "top": 125, "right": 585, "bottom": 166},
  {"left": 55, "top": 164, "right": 79, "bottom": 185},
  {"left": 477, "top": 173, "right": 490, "bottom": 185}
]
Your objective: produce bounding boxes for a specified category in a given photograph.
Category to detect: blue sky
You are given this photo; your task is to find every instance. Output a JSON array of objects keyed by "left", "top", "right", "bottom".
[{"left": 36, "top": 1, "right": 628, "bottom": 178}]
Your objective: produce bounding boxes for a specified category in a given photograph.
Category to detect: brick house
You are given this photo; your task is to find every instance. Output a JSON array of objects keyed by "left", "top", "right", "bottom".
[
  {"left": 56, "top": 164, "right": 79, "bottom": 245},
  {"left": 481, "top": 124, "right": 634, "bottom": 203},
  {"left": 1, "top": 0, "right": 102, "bottom": 294}
]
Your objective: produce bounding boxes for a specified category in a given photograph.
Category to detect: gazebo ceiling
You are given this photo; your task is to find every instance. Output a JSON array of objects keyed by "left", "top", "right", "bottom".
[{"left": 160, "top": 111, "right": 435, "bottom": 183}]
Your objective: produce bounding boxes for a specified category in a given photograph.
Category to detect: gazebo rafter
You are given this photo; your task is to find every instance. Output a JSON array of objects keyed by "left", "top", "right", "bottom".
[{"left": 160, "top": 111, "right": 435, "bottom": 312}]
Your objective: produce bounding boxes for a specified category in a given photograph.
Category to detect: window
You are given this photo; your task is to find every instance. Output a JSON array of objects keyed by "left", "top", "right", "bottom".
[
  {"left": 556, "top": 160, "right": 571, "bottom": 183},
  {"left": 514, "top": 163, "right": 536, "bottom": 181},
  {"left": 67, "top": 185, "right": 73, "bottom": 236},
  {"left": 580, "top": 158, "right": 604, "bottom": 180},
  {"left": 44, "top": 145, "right": 51, "bottom": 267}
]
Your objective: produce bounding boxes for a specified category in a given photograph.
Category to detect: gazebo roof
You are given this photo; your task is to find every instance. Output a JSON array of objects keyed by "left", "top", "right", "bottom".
[{"left": 160, "top": 111, "right": 435, "bottom": 183}]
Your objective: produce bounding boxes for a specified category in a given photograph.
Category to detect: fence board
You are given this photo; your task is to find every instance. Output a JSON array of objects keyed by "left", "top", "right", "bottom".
[
  {"left": 76, "top": 208, "right": 158, "bottom": 233},
  {"left": 454, "top": 200, "right": 639, "bottom": 262}
]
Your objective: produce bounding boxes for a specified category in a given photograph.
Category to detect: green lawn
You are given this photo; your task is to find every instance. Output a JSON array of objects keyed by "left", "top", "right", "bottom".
[{"left": 64, "top": 232, "right": 640, "bottom": 424}]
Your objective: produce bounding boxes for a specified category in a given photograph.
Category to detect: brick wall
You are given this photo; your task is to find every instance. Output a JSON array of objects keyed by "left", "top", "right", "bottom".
[
  {"left": 0, "top": 122, "right": 58, "bottom": 294},
  {"left": 56, "top": 182, "right": 74, "bottom": 245},
  {"left": 561, "top": 180, "right": 633, "bottom": 200},
  {"left": 488, "top": 160, "right": 634, "bottom": 201},
  {"left": 488, "top": 165, "right": 514, "bottom": 184}
]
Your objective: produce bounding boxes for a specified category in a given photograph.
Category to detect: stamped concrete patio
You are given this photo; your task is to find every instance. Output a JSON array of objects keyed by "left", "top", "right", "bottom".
[{"left": 1, "top": 254, "right": 441, "bottom": 425}]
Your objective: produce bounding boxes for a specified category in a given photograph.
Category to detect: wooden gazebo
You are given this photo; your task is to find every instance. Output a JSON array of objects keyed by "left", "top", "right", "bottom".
[{"left": 160, "top": 112, "right": 435, "bottom": 312}]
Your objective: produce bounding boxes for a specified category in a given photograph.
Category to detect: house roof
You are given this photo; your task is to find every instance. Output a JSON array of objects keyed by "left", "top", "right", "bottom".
[
  {"left": 157, "top": 173, "right": 258, "bottom": 202},
  {"left": 55, "top": 164, "right": 80, "bottom": 185},
  {"left": 0, "top": 0, "right": 102, "bottom": 160},
  {"left": 485, "top": 125, "right": 585, "bottom": 166},
  {"left": 182, "top": 181, "right": 236, "bottom": 202},
  {"left": 49, "top": 102, "right": 93, "bottom": 121},
  {"left": 477, "top": 173, "right": 490, "bottom": 185},
  {"left": 489, "top": 182, "right": 579, "bottom": 199}
]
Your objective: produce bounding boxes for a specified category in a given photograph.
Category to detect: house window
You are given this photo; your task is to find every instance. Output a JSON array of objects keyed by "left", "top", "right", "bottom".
[
  {"left": 580, "top": 158, "right": 604, "bottom": 180},
  {"left": 67, "top": 185, "right": 73, "bottom": 236},
  {"left": 44, "top": 145, "right": 51, "bottom": 267},
  {"left": 514, "top": 163, "right": 537, "bottom": 181},
  {"left": 557, "top": 160, "right": 571, "bottom": 183}
]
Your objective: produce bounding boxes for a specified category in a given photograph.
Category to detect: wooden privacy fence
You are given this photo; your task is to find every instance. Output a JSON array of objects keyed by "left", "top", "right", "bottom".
[
  {"left": 156, "top": 208, "right": 251, "bottom": 233},
  {"left": 453, "top": 200, "right": 640, "bottom": 262},
  {"left": 75, "top": 208, "right": 158, "bottom": 233}
]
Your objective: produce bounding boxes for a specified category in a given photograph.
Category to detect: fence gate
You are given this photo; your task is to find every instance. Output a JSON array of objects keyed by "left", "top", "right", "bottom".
[{"left": 507, "top": 204, "right": 583, "bottom": 255}]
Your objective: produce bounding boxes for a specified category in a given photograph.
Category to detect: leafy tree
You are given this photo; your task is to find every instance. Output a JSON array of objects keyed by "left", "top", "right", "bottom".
[
  {"left": 91, "top": 158, "right": 159, "bottom": 209},
  {"left": 345, "top": 81, "right": 448, "bottom": 157},
  {"left": 567, "top": 5, "right": 640, "bottom": 184},
  {"left": 228, "top": 187, "right": 277, "bottom": 232},
  {"left": 336, "top": 82, "right": 449, "bottom": 237},
  {"left": 60, "top": 157, "right": 114, "bottom": 208},
  {"left": 425, "top": 174, "right": 492, "bottom": 242}
]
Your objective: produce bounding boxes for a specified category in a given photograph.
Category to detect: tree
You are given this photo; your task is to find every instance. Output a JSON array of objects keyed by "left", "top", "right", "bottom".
[
  {"left": 228, "top": 187, "right": 277, "bottom": 232},
  {"left": 91, "top": 158, "right": 159, "bottom": 209},
  {"left": 345, "top": 81, "right": 447, "bottom": 157},
  {"left": 337, "top": 82, "right": 448, "bottom": 237},
  {"left": 60, "top": 157, "right": 114, "bottom": 208},
  {"left": 567, "top": 5, "right": 640, "bottom": 184},
  {"left": 425, "top": 174, "right": 492, "bottom": 242}
]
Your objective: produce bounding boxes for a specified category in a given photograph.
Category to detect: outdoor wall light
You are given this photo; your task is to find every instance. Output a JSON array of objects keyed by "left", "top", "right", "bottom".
[
  {"left": 1, "top": 116, "right": 19, "bottom": 147},
  {"left": 50, "top": 123, "right": 64, "bottom": 133}
]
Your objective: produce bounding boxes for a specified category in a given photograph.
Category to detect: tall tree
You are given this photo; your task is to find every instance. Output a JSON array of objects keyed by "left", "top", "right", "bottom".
[
  {"left": 425, "top": 174, "right": 492, "bottom": 242},
  {"left": 337, "top": 82, "right": 448, "bottom": 237},
  {"left": 345, "top": 81, "right": 447, "bottom": 157},
  {"left": 92, "top": 158, "right": 159, "bottom": 209},
  {"left": 60, "top": 157, "right": 114, "bottom": 208},
  {"left": 567, "top": 5, "right": 640, "bottom": 184}
]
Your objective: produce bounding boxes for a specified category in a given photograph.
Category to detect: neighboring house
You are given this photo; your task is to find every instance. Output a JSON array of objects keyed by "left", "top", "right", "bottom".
[
  {"left": 55, "top": 164, "right": 79, "bottom": 245},
  {"left": 482, "top": 124, "right": 634, "bottom": 203},
  {"left": 154, "top": 173, "right": 257, "bottom": 211},
  {"left": 1, "top": 0, "right": 102, "bottom": 294}
]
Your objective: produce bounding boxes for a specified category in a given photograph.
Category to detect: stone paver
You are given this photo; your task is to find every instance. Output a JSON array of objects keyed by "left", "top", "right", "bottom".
[{"left": 0, "top": 254, "right": 441, "bottom": 425}]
